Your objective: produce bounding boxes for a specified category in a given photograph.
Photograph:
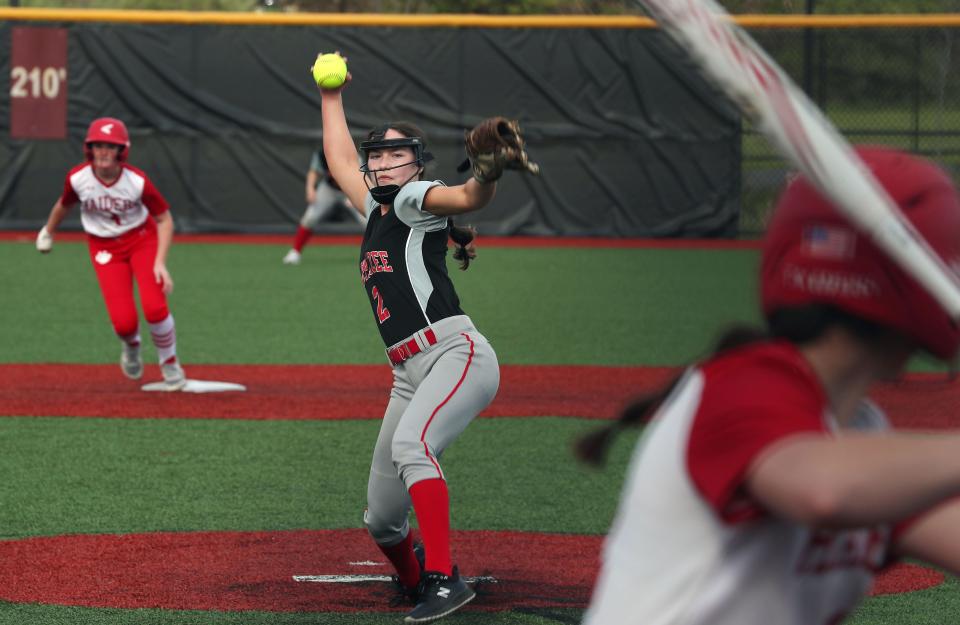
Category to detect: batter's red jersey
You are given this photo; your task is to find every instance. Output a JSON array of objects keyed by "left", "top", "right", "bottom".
[
  {"left": 60, "top": 163, "right": 169, "bottom": 238},
  {"left": 584, "top": 341, "right": 914, "bottom": 625}
]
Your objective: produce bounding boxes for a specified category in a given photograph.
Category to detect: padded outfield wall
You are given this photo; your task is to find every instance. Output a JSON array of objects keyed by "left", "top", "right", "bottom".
[{"left": 0, "top": 11, "right": 741, "bottom": 238}]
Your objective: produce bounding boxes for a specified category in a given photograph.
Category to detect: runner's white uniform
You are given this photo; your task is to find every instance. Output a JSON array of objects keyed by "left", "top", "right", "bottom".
[
  {"left": 584, "top": 341, "right": 912, "bottom": 625},
  {"left": 63, "top": 163, "right": 167, "bottom": 238}
]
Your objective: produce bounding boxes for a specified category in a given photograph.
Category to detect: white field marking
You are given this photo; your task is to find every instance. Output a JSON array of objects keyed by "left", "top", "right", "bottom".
[
  {"left": 141, "top": 380, "right": 247, "bottom": 393},
  {"left": 348, "top": 560, "right": 384, "bottom": 566},
  {"left": 293, "top": 574, "right": 499, "bottom": 584}
]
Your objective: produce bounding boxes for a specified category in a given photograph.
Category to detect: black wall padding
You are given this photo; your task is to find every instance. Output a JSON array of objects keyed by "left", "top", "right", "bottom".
[{"left": 0, "top": 21, "right": 741, "bottom": 237}]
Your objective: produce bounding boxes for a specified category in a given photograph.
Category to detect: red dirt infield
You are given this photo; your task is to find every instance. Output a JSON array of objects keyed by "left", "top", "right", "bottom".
[
  {"left": 0, "top": 364, "right": 677, "bottom": 420},
  {"left": 0, "top": 362, "right": 954, "bottom": 609},
  {"left": 0, "top": 529, "right": 598, "bottom": 612},
  {"left": 1, "top": 364, "right": 958, "bottom": 428},
  {"left": 0, "top": 529, "right": 939, "bottom": 613}
]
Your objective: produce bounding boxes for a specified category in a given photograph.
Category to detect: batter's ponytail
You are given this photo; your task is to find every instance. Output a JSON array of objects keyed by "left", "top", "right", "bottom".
[
  {"left": 450, "top": 224, "right": 477, "bottom": 271},
  {"left": 575, "top": 324, "right": 769, "bottom": 467},
  {"left": 576, "top": 302, "right": 908, "bottom": 467}
]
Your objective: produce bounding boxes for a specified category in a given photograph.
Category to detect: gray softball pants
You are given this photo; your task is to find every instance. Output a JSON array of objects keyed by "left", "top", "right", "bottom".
[{"left": 363, "top": 315, "right": 500, "bottom": 546}]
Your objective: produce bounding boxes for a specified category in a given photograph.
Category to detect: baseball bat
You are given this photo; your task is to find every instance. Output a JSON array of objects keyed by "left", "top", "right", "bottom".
[{"left": 634, "top": 0, "right": 960, "bottom": 319}]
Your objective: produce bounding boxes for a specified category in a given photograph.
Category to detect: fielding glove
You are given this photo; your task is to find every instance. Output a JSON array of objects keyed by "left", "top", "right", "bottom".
[{"left": 462, "top": 116, "right": 540, "bottom": 184}]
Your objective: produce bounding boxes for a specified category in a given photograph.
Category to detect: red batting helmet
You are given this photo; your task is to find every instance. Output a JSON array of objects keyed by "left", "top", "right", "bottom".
[
  {"left": 761, "top": 146, "right": 960, "bottom": 359},
  {"left": 84, "top": 117, "right": 130, "bottom": 161}
]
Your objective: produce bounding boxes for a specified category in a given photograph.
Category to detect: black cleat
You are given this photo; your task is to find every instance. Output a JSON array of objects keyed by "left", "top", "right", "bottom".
[{"left": 404, "top": 566, "right": 475, "bottom": 623}]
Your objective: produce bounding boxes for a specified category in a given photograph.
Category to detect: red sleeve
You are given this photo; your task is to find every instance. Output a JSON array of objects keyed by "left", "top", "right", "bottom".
[
  {"left": 60, "top": 173, "right": 79, "bottom": 206},
  {"left": 141, "top": 177, "right": 169, "bottom": 216},
  {"left": 687, "top": 348, "right": 827, "bottom": 524}
]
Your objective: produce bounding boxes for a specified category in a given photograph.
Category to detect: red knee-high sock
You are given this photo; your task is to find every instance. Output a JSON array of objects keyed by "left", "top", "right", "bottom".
[
  {"left": 292, "top": 226, "right": 311, "bottom": 252},
  {"left": 409, "top": 478, "right": 452, "bottom": 576},
  {"left": 376, "top": 532, "right": 421, "bottom": 590}
]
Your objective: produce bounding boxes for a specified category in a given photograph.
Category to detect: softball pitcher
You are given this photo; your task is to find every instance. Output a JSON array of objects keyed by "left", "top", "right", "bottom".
[
  {"left": 36, "top": 117, "right": 186, "bottom": 390},
  {"left": 316, "top": 53, "right": 537, "bottom": 623}
]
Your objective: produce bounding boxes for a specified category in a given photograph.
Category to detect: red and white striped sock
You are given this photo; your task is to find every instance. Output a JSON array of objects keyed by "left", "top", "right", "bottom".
[
  {"left": 149, "top": 314, "right": 177, "bottom": 364},
  {"left": 119, "top": 332, "right": 141, "bottom": 348}
]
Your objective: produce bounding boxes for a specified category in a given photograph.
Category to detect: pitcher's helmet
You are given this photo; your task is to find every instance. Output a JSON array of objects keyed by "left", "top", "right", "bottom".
[
  {"left": 359, "top": 122, "right": 434, "bottom": 205},
  {"left": 84, "top": 117, "right": 130, "bottom": 161},
  {"left": 761, "top": 146, "right": 960, "bottom": 359}
]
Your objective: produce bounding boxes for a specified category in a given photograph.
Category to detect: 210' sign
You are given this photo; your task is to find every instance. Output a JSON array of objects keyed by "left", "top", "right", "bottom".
[
  {"left": 10, "top": 66, "right": 68, "bottom": 100},
  {"left": 10, "top": 27, "right": 68, "bottom": 140}
]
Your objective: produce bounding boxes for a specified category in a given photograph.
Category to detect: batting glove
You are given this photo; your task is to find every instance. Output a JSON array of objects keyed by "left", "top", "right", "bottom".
[{"left": 36, "top": 226, "right": 53, "bottom": 253}]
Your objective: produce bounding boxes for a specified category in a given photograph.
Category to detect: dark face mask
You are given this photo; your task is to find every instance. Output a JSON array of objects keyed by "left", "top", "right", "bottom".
[
  {"left": 365, "top": 164, "right": 421, "bottom": 205},
  {"left": 369, "top": 183, "right": 401, "bottom": 205}
]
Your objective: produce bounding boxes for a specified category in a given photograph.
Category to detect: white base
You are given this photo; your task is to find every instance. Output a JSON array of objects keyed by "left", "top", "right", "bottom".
[{"left": 140, "top": 379, "right": 247, "bottom": 393}]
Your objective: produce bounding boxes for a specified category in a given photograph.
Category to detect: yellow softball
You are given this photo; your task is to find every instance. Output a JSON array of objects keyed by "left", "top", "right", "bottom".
[{"left": 311, "top": 53, "right": 347, "bottom": 90}]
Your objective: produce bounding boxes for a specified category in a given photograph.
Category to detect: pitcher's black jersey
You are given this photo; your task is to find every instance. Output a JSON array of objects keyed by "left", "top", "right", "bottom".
[{"left": 360, "top": 181, "right": 465, "bottom": 347}]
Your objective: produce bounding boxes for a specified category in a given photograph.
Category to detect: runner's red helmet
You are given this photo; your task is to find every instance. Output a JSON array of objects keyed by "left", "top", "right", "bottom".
[
  {"left": 84, "top": 117, "right": 130, "bottom": 161},
  {"left": 761, "top": 146, "right": 960, "bottom": 359}
]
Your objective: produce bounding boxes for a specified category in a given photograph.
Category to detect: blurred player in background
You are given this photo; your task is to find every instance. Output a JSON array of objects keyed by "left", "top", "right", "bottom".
[
  {"left": 316, "top": 53, "right": 536, "bottom": 623},
  {"left": 578, "top": 147, "right": 960, "bottom": 625},
  {"left": 36, "top": 117, "right": 186, "bottom": 391},
  {"left": 282, "top": 148, "right": 365, "bottom": 265}
]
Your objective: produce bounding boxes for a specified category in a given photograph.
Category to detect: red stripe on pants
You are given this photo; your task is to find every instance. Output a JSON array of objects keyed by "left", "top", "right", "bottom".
[{"left": 418, "top": 333, "right": 475, "bottom": 477}]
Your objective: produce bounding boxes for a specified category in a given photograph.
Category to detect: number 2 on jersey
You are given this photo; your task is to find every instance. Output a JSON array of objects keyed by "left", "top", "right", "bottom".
[{"left": 371, "top": 286, "right": 391, "bottom": 323}]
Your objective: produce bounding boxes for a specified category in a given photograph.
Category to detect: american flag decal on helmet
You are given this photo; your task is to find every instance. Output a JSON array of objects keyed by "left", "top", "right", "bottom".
[{"left": 803, "top": 225, "right": 856, "bottom": 260}]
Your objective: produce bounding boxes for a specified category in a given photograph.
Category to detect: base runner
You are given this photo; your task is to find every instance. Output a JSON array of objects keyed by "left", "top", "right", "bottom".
[{"left": 36, "top": 117, "right": 187, "bottom": 391}]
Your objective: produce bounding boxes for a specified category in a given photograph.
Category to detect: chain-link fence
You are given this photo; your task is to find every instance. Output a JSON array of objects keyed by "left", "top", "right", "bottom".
[{"left": 741, "top": 22, "right": 960, "bottom": 235}]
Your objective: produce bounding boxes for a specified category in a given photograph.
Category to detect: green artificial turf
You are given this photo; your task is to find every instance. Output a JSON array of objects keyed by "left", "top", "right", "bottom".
[
  {"left": 0, "top": 240, "right": 760, "bottom": 366},
  {"left": 0, "top": 416, "right": 638, "bottom": 538},
  {"left": 1, "top": 238, "right": 956, "bottom": 624},
  {"left": 0, "top": 603, "right": 586, "bottom": 625},
  {"left": 849, "top": 575, "right": 960, "bottom": 625},
  {"left": 0, "top": 414, "right": 637, "bottom": 625}
]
